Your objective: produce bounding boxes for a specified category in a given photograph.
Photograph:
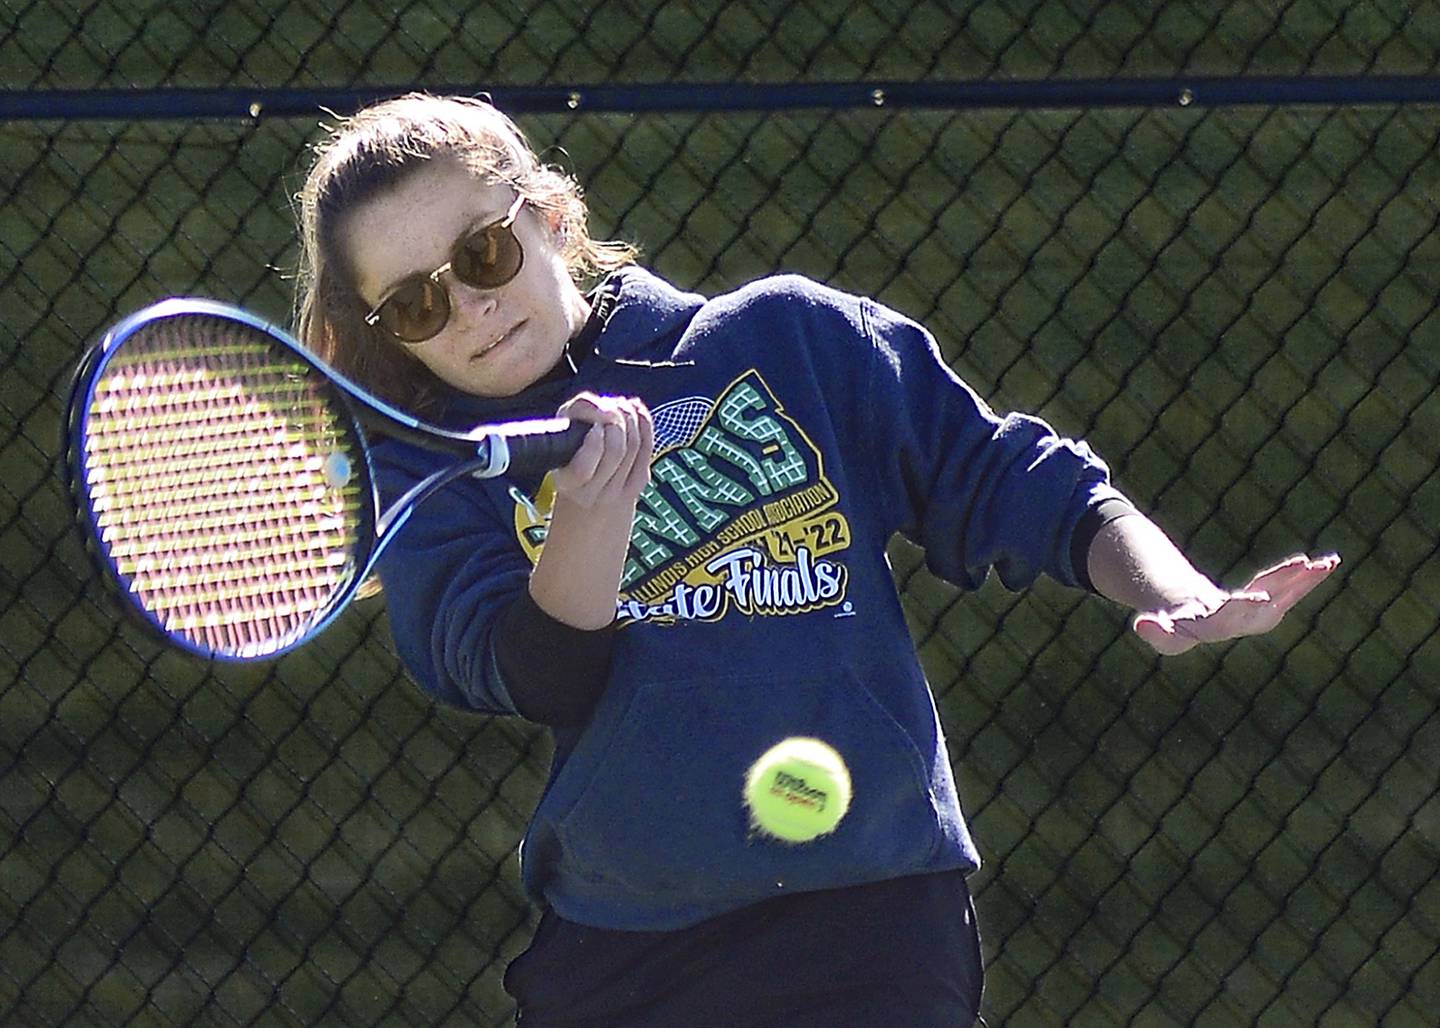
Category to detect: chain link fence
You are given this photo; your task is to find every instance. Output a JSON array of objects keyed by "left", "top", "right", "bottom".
[{"left": 3, "top": 2, "right": 1437, "bottom": 1024}]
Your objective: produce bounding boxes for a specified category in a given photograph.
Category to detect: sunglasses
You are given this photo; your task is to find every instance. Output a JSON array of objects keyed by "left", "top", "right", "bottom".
[{"left": 363, "top": 194, "right": 526, "bottom": 344}]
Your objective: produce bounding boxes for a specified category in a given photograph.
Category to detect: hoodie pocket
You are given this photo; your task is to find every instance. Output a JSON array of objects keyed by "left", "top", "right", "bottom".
[{"left": 550, "top": 667, "right": 945, "bottom": 907}]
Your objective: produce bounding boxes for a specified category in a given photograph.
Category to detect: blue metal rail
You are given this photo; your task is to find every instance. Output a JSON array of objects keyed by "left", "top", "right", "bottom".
[{"left": 4, "top": 76, "right": 1439, "bottom": 121}]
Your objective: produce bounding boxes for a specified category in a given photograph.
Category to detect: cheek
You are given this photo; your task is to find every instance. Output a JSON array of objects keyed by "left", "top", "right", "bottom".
[
  {"left": 406, "top": 349, "right": 455, "bottom": 386},
  {"left": 405, "top": 332, "right": 467, "bottom": 380},
  {"left": 532, "top": 258, "right": 583, "bottom": 329}
]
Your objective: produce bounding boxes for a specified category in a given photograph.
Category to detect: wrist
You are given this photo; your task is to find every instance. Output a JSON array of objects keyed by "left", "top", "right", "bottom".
[
  {"left": 530, "top": 494, "right": 638, "bottom": 631},
  {"left": 1146, "top": 583, "right": 1226, "bottom": 617},
  {"left": 550, "top": 491, "right": 639, "bottom": 531},
  {"left": 1088, "top": 513, "right": 1223, "bottom": 614}
]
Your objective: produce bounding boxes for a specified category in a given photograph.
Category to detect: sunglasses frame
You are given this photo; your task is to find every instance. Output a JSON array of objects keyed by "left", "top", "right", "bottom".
[{"left": 363, "top": 193, "right": 527, "bottom": 344}]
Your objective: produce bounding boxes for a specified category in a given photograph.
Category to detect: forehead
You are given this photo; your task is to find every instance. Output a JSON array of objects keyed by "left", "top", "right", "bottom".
[{"left": 340, "top": 157, "right": 513, "bottom": 300}]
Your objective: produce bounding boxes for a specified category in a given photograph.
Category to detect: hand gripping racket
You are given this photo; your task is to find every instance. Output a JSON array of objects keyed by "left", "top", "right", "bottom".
[{"left": 65, "top": 297, "right": 587, "bottom": 662}]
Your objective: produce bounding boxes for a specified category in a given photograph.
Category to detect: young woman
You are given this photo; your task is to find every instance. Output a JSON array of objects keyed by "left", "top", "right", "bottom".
[{"left": 295, "top": 93, "right": 1338, "bottom": 1027}]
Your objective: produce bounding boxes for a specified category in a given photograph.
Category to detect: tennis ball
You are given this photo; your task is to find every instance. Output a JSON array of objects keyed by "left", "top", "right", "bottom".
[{"left": 744, "top": 737, "right": 852, "bottom": 844}]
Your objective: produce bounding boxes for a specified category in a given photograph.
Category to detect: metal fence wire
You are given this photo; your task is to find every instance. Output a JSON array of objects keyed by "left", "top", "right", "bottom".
[{"left": 3, "top": 2, "right": 1438, "bottom": 1025}]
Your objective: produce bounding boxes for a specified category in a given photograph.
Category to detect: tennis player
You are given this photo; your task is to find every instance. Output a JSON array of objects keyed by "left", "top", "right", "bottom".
[{"left": 294, "top": 93, "right": 1338, "bottom": 1027}]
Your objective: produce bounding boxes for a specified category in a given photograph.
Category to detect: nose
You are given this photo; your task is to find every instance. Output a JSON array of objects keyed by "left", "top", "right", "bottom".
[{"left": 446, "top": 271, "right": 502, "bottom": 322}]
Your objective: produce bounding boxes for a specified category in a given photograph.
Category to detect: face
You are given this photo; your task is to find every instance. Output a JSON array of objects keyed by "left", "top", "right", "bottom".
[{"left": 340, "top": 156, "right": 590, "bottom": 398}]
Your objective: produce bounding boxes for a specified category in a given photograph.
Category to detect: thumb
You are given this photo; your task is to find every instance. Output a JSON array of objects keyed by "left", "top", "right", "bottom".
[{"left": 1133, "top": 612, "right": 1198, "bottom": 656}]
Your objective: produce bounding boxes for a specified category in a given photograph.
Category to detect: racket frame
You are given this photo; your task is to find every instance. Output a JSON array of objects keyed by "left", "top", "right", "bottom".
[{"left": 65, "top": 297, "right": 576, "bottom": 662}]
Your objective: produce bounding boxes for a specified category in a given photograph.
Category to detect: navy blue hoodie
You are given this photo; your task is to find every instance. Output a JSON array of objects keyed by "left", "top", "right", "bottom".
[{"left": 372, "top": 267, "right": 1125, "bottom": 930}]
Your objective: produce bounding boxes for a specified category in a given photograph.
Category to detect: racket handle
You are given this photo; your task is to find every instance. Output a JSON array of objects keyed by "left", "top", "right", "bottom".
[{"left": 474, "top": 417, "right": 591, "bottom": 478}]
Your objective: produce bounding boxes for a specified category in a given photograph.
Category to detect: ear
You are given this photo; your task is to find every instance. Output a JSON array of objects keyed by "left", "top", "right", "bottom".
[{"left": 548, "top": 211, "right": 568, "bottom": 242}]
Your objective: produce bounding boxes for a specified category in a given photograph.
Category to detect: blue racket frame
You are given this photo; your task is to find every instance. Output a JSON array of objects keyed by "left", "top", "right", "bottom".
[{"left": 66, "top": 297, "right": 585, "bottom": 662}]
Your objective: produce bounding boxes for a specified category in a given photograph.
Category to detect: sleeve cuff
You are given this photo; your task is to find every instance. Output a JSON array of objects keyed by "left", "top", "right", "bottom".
[
  {"left": 490, "top": 591, "right": 616, "bottom": 726},
  {"left": 1069, "top": 496, "right": 1140, "bottom": 593}
]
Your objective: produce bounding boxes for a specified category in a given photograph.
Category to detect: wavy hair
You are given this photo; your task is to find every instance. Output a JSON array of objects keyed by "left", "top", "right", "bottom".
[{"left": 294, "top": 93, "right": 638, "bottom": 414}]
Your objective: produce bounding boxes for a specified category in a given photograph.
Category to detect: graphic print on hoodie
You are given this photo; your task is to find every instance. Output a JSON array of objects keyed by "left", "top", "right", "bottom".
[{"left": 509, "top": 368, "right": 854, "bottom": 629}]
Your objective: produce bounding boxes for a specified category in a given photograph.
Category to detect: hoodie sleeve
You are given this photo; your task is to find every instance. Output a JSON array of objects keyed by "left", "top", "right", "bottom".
[
  {"left": 372, "top": 440, "right": 624, "bottom": 725},
  {"left": 371, "top": 441, "right": 533, "bottom": 714},
  {"left": 856, "top": 297, "right": 1130, "bottom": 591}
]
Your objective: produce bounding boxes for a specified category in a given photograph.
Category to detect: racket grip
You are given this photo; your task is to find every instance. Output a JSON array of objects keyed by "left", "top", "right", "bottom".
[{"left": 479, "top": 417, "right": 590, "bottom": 478}]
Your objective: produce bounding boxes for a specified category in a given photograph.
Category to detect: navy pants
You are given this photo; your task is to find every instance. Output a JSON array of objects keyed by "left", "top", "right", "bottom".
[{"left": 506, "top": 870, "right": 984, "bottom": 1026}]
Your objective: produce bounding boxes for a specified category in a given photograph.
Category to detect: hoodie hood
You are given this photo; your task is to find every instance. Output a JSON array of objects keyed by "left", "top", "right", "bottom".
[
  {"left": 585, "top": 265, "right": 708, "bottom": 363},
  {"left": 429, "top": 266, "right": 706, "bottom": 428}
]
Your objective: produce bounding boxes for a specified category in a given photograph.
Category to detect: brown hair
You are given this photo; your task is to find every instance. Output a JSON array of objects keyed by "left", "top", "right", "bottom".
[{"left": 294, "top": 92, "right": 638, "bottom": 414}]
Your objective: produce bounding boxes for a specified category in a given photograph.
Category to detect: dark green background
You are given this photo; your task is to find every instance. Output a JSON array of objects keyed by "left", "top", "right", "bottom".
[{"left": 3, "top": 2, "right": 1437, "bottom": 1024}]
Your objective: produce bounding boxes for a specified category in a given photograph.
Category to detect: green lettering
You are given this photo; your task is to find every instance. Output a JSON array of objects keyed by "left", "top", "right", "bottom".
[
  {"left": 716, "top": 383, "right": 807, "bottom": 489},
  {"left": 693, "top": 426, "right": 773, "bottom": 496},
  {"left": 652, "top": 456, "right": 744, "bottom": 533}
]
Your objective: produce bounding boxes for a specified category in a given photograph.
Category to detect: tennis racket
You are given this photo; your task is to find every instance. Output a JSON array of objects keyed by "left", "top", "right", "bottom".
[{"left": 65, "top": 297, "right": 587, "bottom": 662}]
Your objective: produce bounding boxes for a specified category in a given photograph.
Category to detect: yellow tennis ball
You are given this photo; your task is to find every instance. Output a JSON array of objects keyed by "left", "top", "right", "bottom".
[{"left": 744, "top": 737, "right": 852, "bottom": 843}]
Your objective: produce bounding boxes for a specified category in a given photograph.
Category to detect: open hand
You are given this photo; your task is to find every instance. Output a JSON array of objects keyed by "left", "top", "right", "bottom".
[{"left": 1133, "top": 553, "right": 1341, "bottom": 656}]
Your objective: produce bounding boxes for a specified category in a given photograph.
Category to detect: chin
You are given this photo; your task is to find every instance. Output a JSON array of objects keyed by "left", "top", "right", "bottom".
[{"left": 471, "top": 365, "right": 545, "bottom": 399}]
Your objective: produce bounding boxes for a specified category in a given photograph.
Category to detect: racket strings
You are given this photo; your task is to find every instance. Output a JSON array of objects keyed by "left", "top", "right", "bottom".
[{"left": 81, "top": 316, "right": 366, "bottom": 658}]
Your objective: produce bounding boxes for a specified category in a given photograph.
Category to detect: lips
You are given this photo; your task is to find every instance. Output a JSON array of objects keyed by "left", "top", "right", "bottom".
[{"left": 473, "top": 319, "right": 524, "bottom": 361}]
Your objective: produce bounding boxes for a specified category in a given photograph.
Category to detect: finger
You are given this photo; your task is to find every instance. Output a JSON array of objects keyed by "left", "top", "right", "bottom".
[
  {"left": 558, "top": 392, "right": 629, "bottom": 433},
  {"left": 1247, "top": 552, "right": 1340, "bottom": 591},
  {"left": 1248, "top": 553, "right": 1340, "bottom": 611},
  {"left": 1265, "top": 563, "right": 1339, "bottom": 615},
  {"left": 624, "top": 404, "right": 655, "bottom": 493},
  {"left": 586, "top": 420, "right": 632, "bottom": 492},
  {"left": 611, "top": 400, "right": 644, "bottom": 480},
  {"left": 557, "top": 423, "right": 606, "bottom": 485},
  {"left": 557, "top": 391, "right": 603, "bottom": 422},
  {"left": 1133, "top": 613, "right": 1199, "bottom": 656}
]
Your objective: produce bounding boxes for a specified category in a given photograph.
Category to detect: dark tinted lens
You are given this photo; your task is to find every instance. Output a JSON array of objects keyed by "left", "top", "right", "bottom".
[
  {"left": 451, "top": 222, "right": 524, "bottom": 289},
  {"left": 377, "top": 278, "right": 449, "bottom": 343}
]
